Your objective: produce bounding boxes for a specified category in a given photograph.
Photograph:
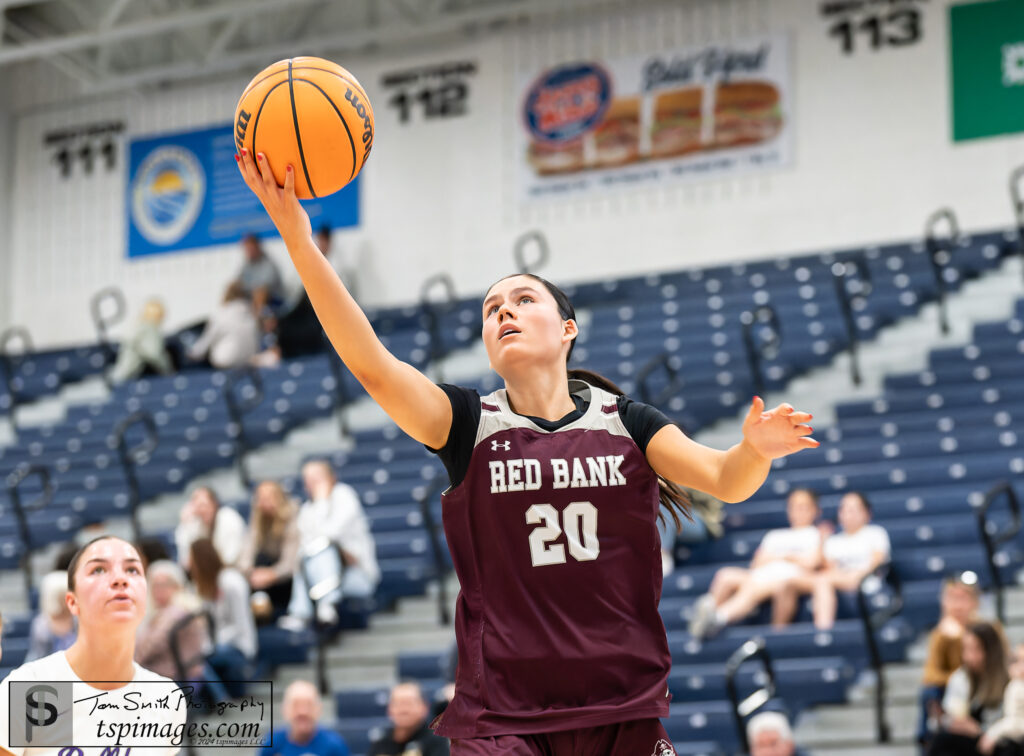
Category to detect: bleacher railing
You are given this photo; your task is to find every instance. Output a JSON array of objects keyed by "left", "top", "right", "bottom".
[
  {"left": 924, "top": 207, "right": 961, "bottom": 335},
  {"left": 6, "top": 462, "right": 54, "bottom": 604},
  {"left": 113, "top": 410, "right": 159, "bottom": 542},
  {"left": 724, "top": 638, "right": 777, "bottom": 755},
  {"left": 636, "top": 351, "right": 682, "bottom": 408},
  {"left": 418, "top": 471, "right": 453, "bottom": 626},
  {"left": 855, "top": 563, "right": 903, "bottom": 743},
  {"left": 513, "top": 229, "right": 550, "bottom": 275},
  {"left": 831, "top": 257, "right": 873, "bottom": 386},
  {"left": 223, "top": 367, "right": 264, "bottom": 490},
  {"left": 0, "top": 325, "right": 33, "bottom": 428},
  {"left": 975, "top": 480, "right": 1021, "bottom": 625},
  {"left": 90, "top": 286, "right": 126, "bottom": 386},
  {"left": 740, "top": 305, "right": 781, "bottom": 398},
  {"left": 419, "top": 273, "right": 458, "bottom": 379},
  {"left": 1011, "top": 165, "right": 1024, "bottom": 278}
]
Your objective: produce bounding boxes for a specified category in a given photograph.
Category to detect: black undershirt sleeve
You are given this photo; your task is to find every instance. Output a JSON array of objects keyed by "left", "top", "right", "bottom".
[
  {"left": 617, "top": 395, "right": 674, "bottom": 454},
  {"left": 427, "top": 384, "right": 481, "bottom": 488}
]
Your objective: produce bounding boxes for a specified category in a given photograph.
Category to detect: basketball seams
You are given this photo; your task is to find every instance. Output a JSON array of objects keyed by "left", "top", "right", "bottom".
[
  {"left": 287, "top": 59, "right": 318, "bottom": 199},
  {"left": 248, "top": 80, "right": 289, "bottom": 168},
  {"left": 293, "top": 78, "right": 358, "bottom": 183},
  {"left": 240, "top": 65, "right": 370, "bottom": 104}
]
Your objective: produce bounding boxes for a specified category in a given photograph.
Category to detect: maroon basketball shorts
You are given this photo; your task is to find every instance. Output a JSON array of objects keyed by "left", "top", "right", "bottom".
[{"left": 449, "top": 719, "right": 676, "bottom": 756}]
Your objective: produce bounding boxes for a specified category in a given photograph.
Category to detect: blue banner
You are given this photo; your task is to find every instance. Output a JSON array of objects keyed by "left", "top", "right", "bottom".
[{"left": 126, "top": 124, "right": 360, "bottom": 258}]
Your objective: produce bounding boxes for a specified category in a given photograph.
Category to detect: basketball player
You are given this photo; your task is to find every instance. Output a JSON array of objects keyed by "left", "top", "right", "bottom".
[
  {"left": 0, "top": 536, "right": 187, "bottom": 756},
  {"left": 237, "top": 150, "right": 818, "bottom": 754}
]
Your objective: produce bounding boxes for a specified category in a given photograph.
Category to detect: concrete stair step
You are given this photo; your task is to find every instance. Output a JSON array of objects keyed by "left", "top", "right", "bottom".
[{"left": 796, "top": 701, "right": 918, "bottom": 746}]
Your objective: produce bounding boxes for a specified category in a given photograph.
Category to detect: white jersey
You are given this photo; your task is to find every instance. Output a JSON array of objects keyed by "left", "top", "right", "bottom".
[
  {"left": 0, "top": 651, "right": 186, "bottom": 755},
  {"left": 824, "top": 524, "right": 891, "bottom": 572}
]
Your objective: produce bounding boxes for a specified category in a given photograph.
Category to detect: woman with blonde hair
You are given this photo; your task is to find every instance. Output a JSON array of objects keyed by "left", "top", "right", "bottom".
[{"left": 238, "top": 480, "right": 300, "bottom": 617}]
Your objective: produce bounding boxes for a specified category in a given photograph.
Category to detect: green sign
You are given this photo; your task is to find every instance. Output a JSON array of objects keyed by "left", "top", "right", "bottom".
[{"left": 950, "top": 0, "right": 1024, "bottom": 142}]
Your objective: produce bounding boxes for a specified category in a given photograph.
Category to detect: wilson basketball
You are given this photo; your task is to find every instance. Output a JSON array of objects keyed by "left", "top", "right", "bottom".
[{"left": 234, "top": 56, "right": 374, "bottom": 199}]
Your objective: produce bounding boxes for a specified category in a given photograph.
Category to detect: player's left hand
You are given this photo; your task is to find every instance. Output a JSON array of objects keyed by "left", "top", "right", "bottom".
[{"left": 741, "top": 396, "right": 819, "bottom": 460}]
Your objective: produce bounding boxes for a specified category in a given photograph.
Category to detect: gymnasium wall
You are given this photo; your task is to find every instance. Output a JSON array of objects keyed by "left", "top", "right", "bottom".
[
  {"left": 4, "top": 0, "right": 1024, "bottom": 348},
  {"left": 0, "top": 81, "right": 12, "bottom": 335}
]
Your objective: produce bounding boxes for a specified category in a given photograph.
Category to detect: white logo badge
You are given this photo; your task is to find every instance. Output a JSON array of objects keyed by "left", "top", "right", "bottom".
[
  {"left": 131, "top": 145, "right": 205, "bottom": 246},
  {"left": 651, "top": 740, "right": 676, "bottom": 756},
  {"left": 491, "top": 440, "right": 511, "bottom": 451},
  {"left": 1003, "top": 42, "right": 1024, "bottom": 87}
]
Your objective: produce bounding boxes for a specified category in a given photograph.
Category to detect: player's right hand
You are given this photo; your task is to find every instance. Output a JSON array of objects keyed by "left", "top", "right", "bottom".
[{"left": 236, "top": 148, "right": 312, "bottom": 246}]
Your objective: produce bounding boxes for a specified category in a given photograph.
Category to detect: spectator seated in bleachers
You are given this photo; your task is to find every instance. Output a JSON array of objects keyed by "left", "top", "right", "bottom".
[
  {"left": 26, "top": 571, "right": 76, "bottom": 662},
  {"left": 190, "top": 538, "right": 257, "bottom": 698},
  {"left": 260, "top": 680, "right": 349, "bottom": 756},
  {"left": 236, "top": 233, "right": 285, "bottom": 317},
  {"left": 109, "top": 298, "right": 174, "bottom": 384},
  {"left": 775, "top": 491, "right": 891, "bottom": 630},
  {"left": 187, "top": 280, "right": 261, "bottom": 370},
  {"left": 920, "top": 574, "right": 985, "bottom": 745},
  {"left": 927, "top": 620, "right": 1010, "bottom": 756},
  {"left": 254, "top": 226, "right": 334, "bottom": 369},
  {"left": 175, "top": 485, "right": 246, "bottom": 571},
  {"left": 368, "top": 681, "right": 449, "bottom": 756},
  {"left": 282, "top": 460, "right": 380, "bottom": 628},
  {"left": 747, "top": 711, "right": 804, "bottom": 756},
  {"left": 135, "top": 560, "right": 208, "bottom": 681},
  {"left": 238, "top": 480, "right": 300, "bottom": 622},
  {"left": 689, "top": 488, "right": 823, "bottom": 639},
  {"left": 979, "top": 643, "right": 1024, "bottom": 756}
]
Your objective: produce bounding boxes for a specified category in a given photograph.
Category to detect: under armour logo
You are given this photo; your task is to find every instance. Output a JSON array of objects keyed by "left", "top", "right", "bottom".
[{"left": 491, "top": 440, "right": 511, "bottom": 451}]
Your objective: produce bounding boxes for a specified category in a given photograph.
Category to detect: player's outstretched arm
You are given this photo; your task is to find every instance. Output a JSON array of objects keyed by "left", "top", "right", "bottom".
[
  {"left": 236, "top": 149, "right": 452, "bottom": 449},
  {"left": 645, "top": 396, "right": 818, "bottom": 504}
]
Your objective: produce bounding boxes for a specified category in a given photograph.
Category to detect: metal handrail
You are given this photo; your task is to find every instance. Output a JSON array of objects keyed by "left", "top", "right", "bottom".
[
  {"left": 113, "top": 411, "right": 159, "bottom": 542},
  {"left": 513, "top": 230, "right": 550, "bottom": 274},
  {"left": 740, "top": 305, "right": 782, "bottom": 398},
  {"left": 0, "top": 326, "right": 34, "bottom": 426},
  {"left": 1010, "top": 166, "right": 1024, "bottom": 276},
  {"left": 5, "top": 463, "right": 54, "bottom": 603},
  {"left": 299, "top": 537, "right": 345, "bottom": 694},
  {"left": 419, "top": 273, "right": 458, "bottom": 372},
  {"left": 90, "top": 286, "right": 126, "bottom": 381},
  {"left": 831, "top": 257, "right": 874, "bottom": 386},
  {"left": 724, "top": 637, "right": 777, "bottom": 754},
  {"left": 636, "top": 352, "right": 682, "bottom": 408},
  {"left": 924, "top": 208, "right": 961, "bottom": 335},
  {"left": 974, "top": 481, "right": 1021, "bottom": 624},
  {"left": 418, "top": 471, "right": 453, "bottom": 626},
  {"left": 855, "top": 562, "right": 904, "bottom": 743},
  {"left": 223, "top": 367, "right": 264, "bottom": 490}
]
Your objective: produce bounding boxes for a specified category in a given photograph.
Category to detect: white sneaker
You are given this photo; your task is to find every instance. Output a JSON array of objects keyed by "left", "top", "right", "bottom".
[
  {"left": 276, "top": 614, "right": 307, "bottom": 632},
  {"left": 688, "top": 594, "right": 718, "bottom": 639},
  {"left": 316, "top": 601, "right": 339, "bottom": 626}
]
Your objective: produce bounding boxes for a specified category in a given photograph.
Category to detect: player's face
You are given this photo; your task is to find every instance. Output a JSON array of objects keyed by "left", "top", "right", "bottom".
[
  {"left": 68, "top": 539, "right": 147, "bottom": 628},
  {"left": 838, "top": 494, "right": 869, "bottom": 533},
  {"left": 785, "top": 491, "right": 818, "bottom": 528},
  {"left": 481, "top": 276, "right": 575, "bottom": 376}
]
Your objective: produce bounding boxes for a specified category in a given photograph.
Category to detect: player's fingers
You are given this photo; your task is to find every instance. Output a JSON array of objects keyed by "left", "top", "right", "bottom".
[
  {"left": 239, "top": 148, "right": 262, "bottom": 188},
  {"left": 256, "top": 152, "right": 276, "bottom": 191},
  {"left": 798, "top": 436, "right": 821, "bottom": 448},
  {"left": 789, "top": 411, "right": 813, "bottom": 425},
  {"left": 744, "top": 396, "right": 765, "bottom": 425},
  {"left": 794, "top": 424, "right": 814, "bottom": 437},
  {"left": 283, "top": 164, "right": 296, "bottom": 198},
  {"left": 777, "top": 403, "right": 795, "bottom": 415}
]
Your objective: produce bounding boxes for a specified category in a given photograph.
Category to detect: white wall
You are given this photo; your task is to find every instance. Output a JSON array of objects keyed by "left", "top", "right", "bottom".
[
  {"left": 5, "top": 0, "right": 1024, "bottom": 347},
  {"left": 0, "top": 77, "right": 12, "bottom": 336}
]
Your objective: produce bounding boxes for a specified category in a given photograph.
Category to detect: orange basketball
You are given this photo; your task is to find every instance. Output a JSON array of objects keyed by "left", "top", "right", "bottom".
[{"left": 234, "top": 56, "right": 374, "bottom": 199}]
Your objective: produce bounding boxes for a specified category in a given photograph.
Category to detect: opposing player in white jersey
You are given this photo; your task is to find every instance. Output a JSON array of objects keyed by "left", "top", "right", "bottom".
[{"left": 0, "top": 536, "right": 187, "bottom": 756}]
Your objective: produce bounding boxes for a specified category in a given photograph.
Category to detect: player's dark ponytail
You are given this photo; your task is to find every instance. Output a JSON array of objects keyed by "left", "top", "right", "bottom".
[{"left": 519, "top": 273, "right": 694, "bottom": 532}]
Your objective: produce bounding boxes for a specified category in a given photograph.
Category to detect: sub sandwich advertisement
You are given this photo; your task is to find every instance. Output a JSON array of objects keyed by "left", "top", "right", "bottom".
[{"left": 519, "top": 35, "right": 792, "bottom": 199}]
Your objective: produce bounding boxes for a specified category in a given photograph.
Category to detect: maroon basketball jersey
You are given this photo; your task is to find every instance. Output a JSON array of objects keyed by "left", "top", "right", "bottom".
[{"left": 433, "top": 382, "right": 672, "bottom": 738}]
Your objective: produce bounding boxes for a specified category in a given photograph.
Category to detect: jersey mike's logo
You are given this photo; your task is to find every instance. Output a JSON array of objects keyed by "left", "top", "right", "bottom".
[
  {"left": 652, "top": 739, "right": 676, "bottom": 756},
  {"left": 491, "top": 439, "right": 511, "bottom": 451},
  {"left": 523, "top": 62, "right": 612, "bottom": 143},
  {"left": 25, "top": 685, "right": 59, "bottom": 743}
]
